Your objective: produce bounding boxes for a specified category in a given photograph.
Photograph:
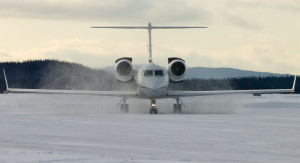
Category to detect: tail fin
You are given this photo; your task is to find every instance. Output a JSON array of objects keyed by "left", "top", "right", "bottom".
[{"left": 3, "top": 69, "right": 9, "bottom": 92}]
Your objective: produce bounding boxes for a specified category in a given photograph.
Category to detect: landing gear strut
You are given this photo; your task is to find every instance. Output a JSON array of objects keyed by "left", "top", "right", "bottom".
[
  {"left": 173, "top": 97, "right": 182, "bottom": 114},
  {"left": 150, "top": 98, "right": 158, "bottom": 114},
  {"left": 120, "top": 98, "right": 129, "bottom": 113}
]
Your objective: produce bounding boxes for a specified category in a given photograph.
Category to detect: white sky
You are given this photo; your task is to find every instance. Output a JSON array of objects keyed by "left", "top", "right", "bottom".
[{"left": 0, "top": 0, "right": 299, "bottom": 74}]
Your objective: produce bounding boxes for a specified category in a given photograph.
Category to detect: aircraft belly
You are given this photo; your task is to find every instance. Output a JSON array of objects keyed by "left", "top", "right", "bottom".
[{"left": 138, "top": 86, "right": 167, "bottom": 98}]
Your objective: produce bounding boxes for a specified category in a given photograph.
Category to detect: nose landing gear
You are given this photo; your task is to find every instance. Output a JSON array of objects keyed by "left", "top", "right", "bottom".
[{"left": 150, "top": 98, "right": 158, "bottom": 114}]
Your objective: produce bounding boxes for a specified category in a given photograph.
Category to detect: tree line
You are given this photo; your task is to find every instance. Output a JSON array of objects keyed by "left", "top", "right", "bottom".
[{"left": 0, "top": 60, "right": 298, "bottom": 93}]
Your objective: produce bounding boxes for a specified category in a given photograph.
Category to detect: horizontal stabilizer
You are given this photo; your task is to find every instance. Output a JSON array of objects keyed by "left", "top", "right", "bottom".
[{"left": 91, "top": 26, "right": 207, "bottom": 29}]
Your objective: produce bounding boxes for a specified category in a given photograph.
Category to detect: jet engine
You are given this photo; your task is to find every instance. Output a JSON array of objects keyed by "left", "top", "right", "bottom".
[
  {"left": 114, "top": 57, "right": 134, "bottom": 82},
  {"left": 167, "top": 57, "right": 187, "bottom": 82}
]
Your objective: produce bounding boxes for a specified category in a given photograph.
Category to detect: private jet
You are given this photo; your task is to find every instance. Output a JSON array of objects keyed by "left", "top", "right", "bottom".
[{"left": 3, "top": 23, "right": 297, "bottom": 114}]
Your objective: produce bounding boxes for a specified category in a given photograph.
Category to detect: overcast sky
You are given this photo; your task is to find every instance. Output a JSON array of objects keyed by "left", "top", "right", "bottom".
[{"left": 0, "top": 0, "right": 299, "bottom": 74}]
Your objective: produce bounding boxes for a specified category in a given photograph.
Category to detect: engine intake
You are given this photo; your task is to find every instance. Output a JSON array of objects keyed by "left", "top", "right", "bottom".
[
  {"left": 114, "top": 57, "right": 134, "bottom": 82},
  {"left": 167, "top": 58, "right": 187, "bottom": 82}
]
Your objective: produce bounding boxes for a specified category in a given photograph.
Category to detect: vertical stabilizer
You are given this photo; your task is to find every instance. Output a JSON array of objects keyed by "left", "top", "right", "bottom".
[{"left": 148, "top": 23, "right": 153, "bottom": 63}]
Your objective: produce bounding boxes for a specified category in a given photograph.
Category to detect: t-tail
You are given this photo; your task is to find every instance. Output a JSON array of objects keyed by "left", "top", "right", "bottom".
[{"left": 91, "top": 22, "right": 207, "bottom": 63}]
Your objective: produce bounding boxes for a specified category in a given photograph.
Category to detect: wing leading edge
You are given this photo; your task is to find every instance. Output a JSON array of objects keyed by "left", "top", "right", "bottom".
[
  {"left": 166, "top": 75, "right": 297, "bottom": 97},
  {"left": 7, "top": 88, "right": 139, "bottom": 97}
]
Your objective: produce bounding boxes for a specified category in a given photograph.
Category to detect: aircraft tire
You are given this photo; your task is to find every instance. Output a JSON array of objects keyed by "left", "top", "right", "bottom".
[
  {"left": 173, "top": 104, "right": 182, "bottom": 114},
  {"left": 153, "top": 108, "right": 158, "bottom": 114},
  {"left": 177, "top": 104, "right": 182, "bottom": 114},
  {"left": 121, "top": 104, "right": 129, "bottom": 113},
  {"left": 150, "top": 108, "right": 157, "bottom": 114},
  {"left": 150, "top": 108, "right": 153, "bottom": 114}
]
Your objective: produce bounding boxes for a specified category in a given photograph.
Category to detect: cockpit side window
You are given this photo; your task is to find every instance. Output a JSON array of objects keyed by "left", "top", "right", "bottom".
[
  {"left": 144, "top": 70, "right": 153, "bottom": 77},
  {"left": 155, "top": 70, "right": 164, "bottom": 77}
]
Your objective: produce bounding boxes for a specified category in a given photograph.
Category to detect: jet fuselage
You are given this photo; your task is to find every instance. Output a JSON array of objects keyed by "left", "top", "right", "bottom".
[{"left": 136, "top": 63, "right": 169, "bottom": 98}]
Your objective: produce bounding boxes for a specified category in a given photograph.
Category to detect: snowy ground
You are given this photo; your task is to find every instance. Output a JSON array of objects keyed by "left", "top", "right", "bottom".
[{"left": 0, "top": 94, "right": 300, "bottom": 162}]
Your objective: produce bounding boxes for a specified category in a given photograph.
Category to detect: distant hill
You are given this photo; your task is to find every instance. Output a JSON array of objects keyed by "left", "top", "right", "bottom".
[{"left": 186, "top": 67, "right": 285, "bottom": 79}]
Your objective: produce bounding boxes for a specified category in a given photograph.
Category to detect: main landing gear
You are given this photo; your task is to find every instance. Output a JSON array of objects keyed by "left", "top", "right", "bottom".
[
  {"left": 120, "top": 97, "right": 129, "bottom": 113},
  {"left": 150, "top": 98, "right": 158, "bottom": 114},
  {"left": 119, "top": 97, "right": 183, "bottom": 114},
  {"left": 173, "top": 97, "right": 182, "bottom": 114}
]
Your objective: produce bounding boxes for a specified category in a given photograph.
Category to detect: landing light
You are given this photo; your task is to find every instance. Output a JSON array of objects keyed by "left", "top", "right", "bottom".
[{"left": 151, "top": 103, "right": 156, "bottom": 107}]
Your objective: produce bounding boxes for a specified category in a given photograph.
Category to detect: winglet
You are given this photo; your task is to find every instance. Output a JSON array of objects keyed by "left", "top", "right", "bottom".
[
  {"left": 291, "top": 75, "right": 297, "bottom": 93},
  {"left": 3, "top": 69, "right": 9, "bottom": 92}
]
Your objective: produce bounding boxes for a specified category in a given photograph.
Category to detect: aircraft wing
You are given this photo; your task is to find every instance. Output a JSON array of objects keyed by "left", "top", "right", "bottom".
[
  {"left": 7, "top": 88, "right": 139, "bottom": 97},
  {"left": 166, "top": 75, "right": 297, "bottom": 97},
  {"left": 166, "top": 88, "right": 294, "bottom": 97}
]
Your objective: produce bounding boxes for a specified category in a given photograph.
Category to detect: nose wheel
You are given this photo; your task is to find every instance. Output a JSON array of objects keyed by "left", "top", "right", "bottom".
[{"left": 150, "top": 98, "right": 158, "bottom": 114}]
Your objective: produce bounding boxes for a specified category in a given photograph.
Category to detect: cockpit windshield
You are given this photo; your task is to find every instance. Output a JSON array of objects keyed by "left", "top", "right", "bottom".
[
  {"left": 144, "top": 70, "right": 153, "bottom": 77},
  {"left": 155, "top": 70, "right": 164, "bottom": 77},
  {"left": 144, "top": 70, "right": 165, "bottom": 77}
]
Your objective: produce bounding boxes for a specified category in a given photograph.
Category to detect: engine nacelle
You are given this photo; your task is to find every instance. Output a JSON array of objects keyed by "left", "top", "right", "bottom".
[
  {"left": 167, "top": 58, "right": 187, "bottom": 82},
  {"left": 114, "top": 57, "right": 134, "bottom": 82}
]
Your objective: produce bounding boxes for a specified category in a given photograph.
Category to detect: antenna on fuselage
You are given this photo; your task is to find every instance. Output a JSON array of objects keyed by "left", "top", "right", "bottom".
[{"left": 91, "top": 22, "right": 207, "bottom": 63}]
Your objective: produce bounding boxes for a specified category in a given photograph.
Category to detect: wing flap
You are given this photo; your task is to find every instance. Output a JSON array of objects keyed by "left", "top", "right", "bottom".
[{"left": 166, "top": 89, "right": 293, "bottom": 97}]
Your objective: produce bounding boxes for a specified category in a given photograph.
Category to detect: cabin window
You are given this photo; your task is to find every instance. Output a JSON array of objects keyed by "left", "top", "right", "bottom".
[
  {"left": 155, "top": 70, "right": 164, "bottom": 77},
  {"left": 144, "top": 70, "right": 153, "bottom": 77}
]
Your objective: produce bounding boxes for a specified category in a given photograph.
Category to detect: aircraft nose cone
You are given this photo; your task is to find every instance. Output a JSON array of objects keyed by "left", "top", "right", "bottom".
[
  {"left": 147, "top": 82, "right": 158, "bottom": 89},
  {"left": 145, "top": 79, "right": 166, "bottom": 89}
]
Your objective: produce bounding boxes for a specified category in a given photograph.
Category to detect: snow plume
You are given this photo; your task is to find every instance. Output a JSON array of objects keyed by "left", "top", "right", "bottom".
[
  {"left": 154, "top": 96, "right": 242, "bottom": 114},
  {"left": 0, "top": 94, "right": 242, "bottom": 114},
  {"left": 37, "top": 60, "right": 136, "bottom": 91},
  {"left": 116, "top": 95, "right": 242, "bottom": 114},
  {"left": 1, "top": 60, "right": 241, "bottom": 114},
  {"left": 165, "top": 79, "right": 241, "bottom": 114},
  {"left": 181, "top": 96, "right": 242, "bottom": 114},
  {"left": 0, "top": 94, "right": 121, "bottom": 114}
]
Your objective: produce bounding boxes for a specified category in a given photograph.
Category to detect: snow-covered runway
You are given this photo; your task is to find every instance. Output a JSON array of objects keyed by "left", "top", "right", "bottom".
[{"left": 0, "top": 94, "right": 300, "bottom": 162}]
